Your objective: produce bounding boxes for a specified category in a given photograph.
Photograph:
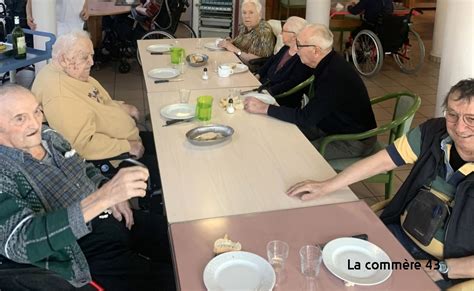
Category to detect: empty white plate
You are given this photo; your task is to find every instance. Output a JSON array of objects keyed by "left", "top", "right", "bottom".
[
  {"left": 160, "top": 104, "right": 195, "bottom": 120},
  {"left": 322, "top": 237, "right": 392, "bottom": 286},
  {"left": 203, "top": 251, "right": 275, "bottom": 291},
  {"left": 148, "top": 68, "right": 180, "bottom": 79},
  {"left": 146, "top": 44, "right": 173, "bottom": 53},
  {"left": 221, "top": 63, "right": 249, "bottom": 74},
  {"left": 204, "top": 42, "right": 225, "bottom": 51},
  {"left": 242, "top": 92, "right": 277, "bottom": 105}
]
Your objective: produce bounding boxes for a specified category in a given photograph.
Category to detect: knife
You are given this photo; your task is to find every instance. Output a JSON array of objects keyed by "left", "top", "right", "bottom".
[
  {"left": 155, "top": 79, "right": 184, "bottom": 84},
  {"left": 162, "top": 119, "right": 192, "bottom": 127},
  {"left": 150, "top": 52, "right": 170, "bottom": 55},
  {"left": 241, "top": 80, "right": 271, "bottom": 94}
]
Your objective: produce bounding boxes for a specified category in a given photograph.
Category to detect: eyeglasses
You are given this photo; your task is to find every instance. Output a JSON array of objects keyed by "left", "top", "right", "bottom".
[
  {"left": 296, "top": 38, "right": 318, "bottom": 50},
  {"left": 282, "top": 29, "right": 295, "bottom": 35},
  {"left": 444, "top": 109, "right": 474, "bottom": 127}
]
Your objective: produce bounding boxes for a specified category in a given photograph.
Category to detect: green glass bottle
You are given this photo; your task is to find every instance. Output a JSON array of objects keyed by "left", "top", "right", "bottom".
[{"left": 12, "top": 16, "right": 27, "bottom": 59}]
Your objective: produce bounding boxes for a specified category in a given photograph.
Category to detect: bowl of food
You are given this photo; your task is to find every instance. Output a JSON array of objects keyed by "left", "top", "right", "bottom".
[{"left": 186, "top": 53, "right": 209, "bottom": 67}]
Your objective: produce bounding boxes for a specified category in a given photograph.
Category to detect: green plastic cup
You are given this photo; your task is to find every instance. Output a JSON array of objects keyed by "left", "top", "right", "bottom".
[
  {"left": 170, "top": 47, "right": 185, "bottom": 64},
  {"left": 196, "top": 95, "right": 213, "bottom": 121}
]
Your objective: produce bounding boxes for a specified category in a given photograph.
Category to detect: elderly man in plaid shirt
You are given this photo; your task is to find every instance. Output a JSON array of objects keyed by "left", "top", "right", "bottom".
[{"left": 0, "top": 85, "right": 174, "bottom": 290}]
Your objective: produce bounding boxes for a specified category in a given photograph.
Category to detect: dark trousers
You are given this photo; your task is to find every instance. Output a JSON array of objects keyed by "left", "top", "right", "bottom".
[{"left": 78, "top": 210, "right": 175, "bottom": 291}]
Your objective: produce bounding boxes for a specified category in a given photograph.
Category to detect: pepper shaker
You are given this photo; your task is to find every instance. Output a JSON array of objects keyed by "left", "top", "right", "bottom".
[
  {"left": 202, "top": 67, "right": 209, "bottom": 80},
  {"left": 226, "top": 98, "right": 235, "bottom": 114}
]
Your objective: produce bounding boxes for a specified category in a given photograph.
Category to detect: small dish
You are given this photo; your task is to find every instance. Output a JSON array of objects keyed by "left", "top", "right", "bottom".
[
  {"left": 204, "top": 42, "right": 225, "bottom": 51},
  {"left": 221, "top": 62, "right": 249, "bottom": 74},
  {"left": 242, "top": 92, "right": 277, "bottom": 105},
  {"left": 160, "top": 103, "right": 195, "bottom": 120},
  {"left": 146, "top": 44, "right": 173, "bottom": 53},
  {"left": 186, "top": 124, "right": 234, "bottom": 146},
  {"left": 148, "top": 68, "right": 180, "bottom": 79},
  {"left": 186, "top": 53, "right": 209, "bottom": 67}
]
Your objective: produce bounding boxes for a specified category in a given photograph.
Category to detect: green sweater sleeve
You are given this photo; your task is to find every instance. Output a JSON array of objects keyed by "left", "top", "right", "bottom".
[{"left": 0, "top": 174, "right": 91, "bottom": 264}]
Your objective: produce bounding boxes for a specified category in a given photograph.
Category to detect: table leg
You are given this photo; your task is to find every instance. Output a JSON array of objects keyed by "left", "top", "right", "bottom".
[{"left": 87, "top": 16, "right": 103, "bottom": 48}]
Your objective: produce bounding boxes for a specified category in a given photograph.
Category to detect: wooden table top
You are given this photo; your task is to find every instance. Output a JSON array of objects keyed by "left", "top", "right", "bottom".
[
  {"left": 170, "top": 200, "right": 438, "bottom": 290},
  {"left": 88, "top": 0, "right": 131, "bottom": 17},
  {"left": 138, "top": 38, "right": 261, "bottom": 93},
  {"left": 148, "top": 88, "right": 357, "bottom": 224}
]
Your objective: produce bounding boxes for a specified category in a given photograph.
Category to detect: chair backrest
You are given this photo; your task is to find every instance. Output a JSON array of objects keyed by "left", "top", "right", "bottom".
[
  {"left": 376, "top": 14, "right": 409, "bottom": 53},
  {"left": 371, "top": 92, "right": 421, "bottom": 144},
  {"left": 267, "top": 19, "right": 284, "bottom": 54}
]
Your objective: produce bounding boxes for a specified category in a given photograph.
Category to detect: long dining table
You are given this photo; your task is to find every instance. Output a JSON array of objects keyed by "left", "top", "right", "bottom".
[
  {"left": 148, "top": 88, "right": 358, "bottom": 224},
  {"left": 138, "top": 38, "right": 261, "bottom": 93},
  {"left": 170, "top": 200, "right": 438, "bottom": 290}
]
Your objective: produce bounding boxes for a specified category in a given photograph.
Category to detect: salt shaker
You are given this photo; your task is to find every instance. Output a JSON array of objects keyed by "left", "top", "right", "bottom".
[
  {"left": 202, "top": 67, "right": 209, "bottom": 80},
  {"left": 226, "top": 98, "right": 235, "bottom": 114}
]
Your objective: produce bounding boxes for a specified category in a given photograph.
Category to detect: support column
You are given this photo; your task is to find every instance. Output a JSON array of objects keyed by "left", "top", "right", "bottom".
[
  {"left": 32, "top": 0, "right": 56, "bottom": 72},
  {"left": 306, "top": 0, "right": 330, "bottom": 26},
  {"left": 429, "top": 0, "right": 448, "bottom": 63},
  {"left": 435, "top": 0, "right": 474, "bottom": 117}
]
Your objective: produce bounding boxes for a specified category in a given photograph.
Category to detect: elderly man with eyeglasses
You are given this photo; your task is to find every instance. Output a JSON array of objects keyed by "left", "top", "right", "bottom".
[
  {"left": 286, "top": 79, "right": 474, "bottom": 289},
  {"left": 245, "top": 23, "right": 377, "bottom": 160}
]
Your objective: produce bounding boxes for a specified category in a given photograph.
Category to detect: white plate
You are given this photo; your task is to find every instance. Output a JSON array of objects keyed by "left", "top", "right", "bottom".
[
  {"left": 242, "top": 92, "right": 277, "bottom": 105},
  {"left": 146, "top": 44, "right": 173, "bottom": 53},
  {"left": 322, "top": 237, "right": 392, "bottom": 286},
  {"left": 221, "top": 63, "right": 249, "bottom": 74},
  {"left": 204, "top": 42, "right": 225, "bottom": 51},
  {"left": 203, "top": 251, "right": 275, "bottom": 291},
  {"left": 148, "top": 68, "right": 180, "bottom": 79},
  {"left": 160, "top": 104, "right": 195, "bottom": 120}
]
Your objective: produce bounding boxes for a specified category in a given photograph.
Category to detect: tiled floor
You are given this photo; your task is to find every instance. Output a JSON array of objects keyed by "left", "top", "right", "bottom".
[{"left": 10, "top": 10, "right": 439, "bottom": 205}]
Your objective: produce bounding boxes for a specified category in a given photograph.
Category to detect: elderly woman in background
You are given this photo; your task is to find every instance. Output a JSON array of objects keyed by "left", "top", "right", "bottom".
[
  {"left": 256, "top": 16, "right": 313, "bottom": 108},
  {"left": 218, "top": 0, "right": 275, "bottom": 64}
]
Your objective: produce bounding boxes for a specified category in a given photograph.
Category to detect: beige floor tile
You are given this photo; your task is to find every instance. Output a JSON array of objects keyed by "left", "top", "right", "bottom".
[
  {"left": 363, "top": 176, "right": 404, "bottom": 198},
  {"left": 417, "top": 104, "right": 436, "bottom": 118},
  {"left": 403, "top": 84, "right": 437, "bottom": 95},
  {"left": 349, "top": 182, "right": 373, "bottom": 199}
]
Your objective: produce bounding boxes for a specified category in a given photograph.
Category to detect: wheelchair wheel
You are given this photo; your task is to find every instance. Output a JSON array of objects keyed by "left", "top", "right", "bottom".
[
  {"left": 174, "top": 21, "right": 197, "bottom": 38},
  {"left": 137, "top": 30, "right": 176, "bottom": 66},
  {"left": 393, "top": 28, "right": 425, "bottom": 74},
  {"left": 351, "top": 29, "right": 384, "bottom": 78}
]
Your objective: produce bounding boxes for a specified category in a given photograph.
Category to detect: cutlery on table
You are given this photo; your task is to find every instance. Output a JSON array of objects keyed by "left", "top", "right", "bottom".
[
  {"left": 150, "top": 52, "right": 170, "bottom": 55},
  {"left": 155, "top": 79, "right": 184, "bottom": 84},
  {"left": 162, "top": 119, "right": 192, "bottom": 127}
]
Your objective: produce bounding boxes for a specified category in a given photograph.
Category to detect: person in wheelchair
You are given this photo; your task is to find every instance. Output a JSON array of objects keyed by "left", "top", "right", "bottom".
[
  {"left": 217, "top": 0, "right": 275, "bottom": 65},
  {"left": 31, "top": 31, "right": 161, "bottom": 191},
  {"left": 244, "top": 23, "right": 377, "bottom": 160},
  {"left": 256, "top": 16, "right": 313, "bottom": 108},
  {"left": 286, "top": 79, "right": 474, "bottom": 290},
  {"left": 347, "top": 0, "right": 394, "bottom": 37},
  {"left": 0, "top": 85, "right": 175, "bottom": 290}
]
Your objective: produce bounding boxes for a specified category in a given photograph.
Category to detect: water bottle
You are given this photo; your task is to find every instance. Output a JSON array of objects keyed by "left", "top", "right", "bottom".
[{"left": 12, "top": 16, "right": 26, "bottom": 59}]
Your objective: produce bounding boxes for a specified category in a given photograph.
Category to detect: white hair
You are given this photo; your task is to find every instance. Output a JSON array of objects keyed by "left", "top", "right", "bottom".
[
  {"left": 242, "top": 0, "right": 262, "bottom": 15},
  {"left": 52, "top": 30, "right": 91, "bottom": 61},
  {"left": 304, "top": 23, "right": 334, "bottom": 51},
  {"left": 285, "top": 16, "right": 307, "bottom": 34}
]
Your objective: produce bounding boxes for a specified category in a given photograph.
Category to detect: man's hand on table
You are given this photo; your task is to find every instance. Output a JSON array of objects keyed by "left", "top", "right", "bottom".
[
  {"left": 244, "top": 97, "right": 269, "bottom": 114},
  {"left": 286, "top": 180, "right": 330, "bottom": 201},
  {"left": 129, "top": 140, "right": 145, "bottom": 159}
]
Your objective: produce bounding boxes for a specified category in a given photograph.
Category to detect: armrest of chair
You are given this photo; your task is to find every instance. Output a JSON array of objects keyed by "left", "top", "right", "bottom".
[
  {"left": 318, "top": 127, "right": 386, "bottom": 157},
  {"left": 274, "top": 76, "right": 314, "bottom": 99}
]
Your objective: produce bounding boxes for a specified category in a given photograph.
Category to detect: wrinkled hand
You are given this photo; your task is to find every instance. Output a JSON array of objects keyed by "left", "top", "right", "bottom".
[
  {"left": 110, "top": 201, "right": 134, "bottom": 230},
  {"left": 419, "top": 260, "right": 444, "bottom": 282},
  {"left": 27, "top": 17, "right": 37, "bottom": 30},
  {"left": 101, "top": 166, "right": 149, "bottom": 205},
  {"left": 129, "top": 140, "right": 145, "bottom": 159},
  {"left": 286, "top": 180, "right": 329, "bottom": 201},
  {"left": 80, "top": 7, "right": 89, "bottom": 21},
  {"left": 121, "top": 103, "right": 140, "bottom": 121},
  {"left": 244, "top": 97, "right": 269, "bottom": 114},
  {"left": 218, "top": 40, "right": 237, "bottom": 52}
]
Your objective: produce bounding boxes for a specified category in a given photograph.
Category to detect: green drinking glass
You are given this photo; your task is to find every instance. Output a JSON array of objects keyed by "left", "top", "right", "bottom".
[
  {"left": 196, "top": 95, "right": 213, "bottom": 121},
  {"left": 170, "top": 47, "right": 185, "bottom": 64}
]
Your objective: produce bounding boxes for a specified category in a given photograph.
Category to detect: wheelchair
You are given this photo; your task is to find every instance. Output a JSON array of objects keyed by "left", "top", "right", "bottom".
[
  {"left": 347, "top": 8, "right": 425, "bottom": 78},
  {"left": 101, "top": 0, "right": 196, "bottom": 73}
]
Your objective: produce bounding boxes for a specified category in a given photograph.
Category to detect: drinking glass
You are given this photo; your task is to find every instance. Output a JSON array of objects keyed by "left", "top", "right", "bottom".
[
  {"left": 267, "top": 240, "right": 289, "bottom": 273},
  {"left": 300, "top": 245, "right": 322, "bottom": 278},
  {"left": 179, "top": 89, "right": 191, "bottom": 103},
  {"left": 196, "top": 38, "right": 203, "bottom": 49},
  {"left": 196, "top": 95, "right": 213, "bottom": 121},
  {"left": 170, "top": 47, "right": 184, "bottom": 64},
  {"left": 211, "top": 60, "right": 219, "bottom": 73}
]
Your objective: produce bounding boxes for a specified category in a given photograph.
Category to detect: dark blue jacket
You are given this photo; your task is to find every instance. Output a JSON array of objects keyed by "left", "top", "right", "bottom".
[
  {"left": 258, "top": 46, "right": 313, "bottom": 108},
  {"left": 348, "top": 0, "right": 394, "bottom": 24}
]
